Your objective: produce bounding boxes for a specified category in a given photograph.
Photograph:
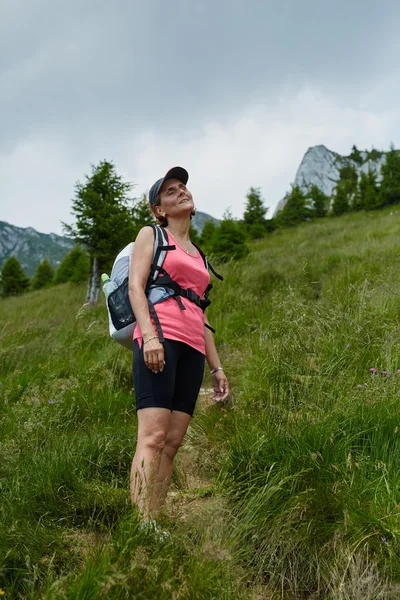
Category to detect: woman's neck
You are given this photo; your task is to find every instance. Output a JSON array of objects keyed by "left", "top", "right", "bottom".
[{"left": 166, "top": 217, "right": 191, "bottom": 240}]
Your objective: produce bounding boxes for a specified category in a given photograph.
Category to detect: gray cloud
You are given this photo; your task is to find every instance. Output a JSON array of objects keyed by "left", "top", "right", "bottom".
[
  {"left": 3, "top": 0, "right": 398, "bottom": 140},
  {"left": 1, "top": 0, "right": 400, "bottom": 233}
]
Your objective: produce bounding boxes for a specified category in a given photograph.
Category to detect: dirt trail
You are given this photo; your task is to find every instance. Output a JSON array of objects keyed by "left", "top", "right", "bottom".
[{"left": 166, "top": 388, "right": 219, "bottom": 522}]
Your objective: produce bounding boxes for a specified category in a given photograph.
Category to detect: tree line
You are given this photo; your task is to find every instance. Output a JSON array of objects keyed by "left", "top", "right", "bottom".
[
  {"left": 2, "top": 145, "right": 400, "bottom": 299},
  {"left": 0, "top": 160, "right": 264, "bottom": 299},
  {"left": 0, "top": 247, "right": 90, "bottom": 297}
]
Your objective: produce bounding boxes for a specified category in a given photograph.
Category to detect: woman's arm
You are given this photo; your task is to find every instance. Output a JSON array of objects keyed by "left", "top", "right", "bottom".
[
  {"left": 204, "top": 315, "right": 229, "bottom": 401},
  {"left": 128, "top": 226, "right": 164, "bottom": 374}
]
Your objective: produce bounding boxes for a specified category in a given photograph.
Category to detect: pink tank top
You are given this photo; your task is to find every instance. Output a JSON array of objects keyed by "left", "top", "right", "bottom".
[{"left": 134, "top": 230, "right": 210, "bottom": 355}]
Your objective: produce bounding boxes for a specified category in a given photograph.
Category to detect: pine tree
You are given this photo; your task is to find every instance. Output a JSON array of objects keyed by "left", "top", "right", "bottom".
[
  {"left": 309, "top": 185, "right": 328, "bottom": 218},
  {"left": 331, "top": 185, "right": 350, "bottom": 216},
  {"left": 132, "top": 194, "right": 155, "bottom": 237},
  {"left": 1, "top": 256, "right": 30, "bottom": 297},
  {"left": 378, "top": 145, "right": 400, "bottom": 207},
  {"left": 199, "top": 220, "right": 218, "bottom": 254},
  {"left": 340, "top": 165, "right": 358, "bottom": 200},
  {"left": 70, "top": 251, "right": 91, "bottom": 284},
  {"left": 265, "top": 218, "right": 277, "bottom": 233},
  {"left": 355, "top": 170, "right": 380, "bottom": 211},
  {"left": 349, "top": 145, "right": 363, "bottom": 166},
  {"left": 278, "top": 186, "right": 309, "bottom": 227},
  {"left": 208, "top": 210, "right": 249, "bottom": 262},
  {"left": 54, "top": 246, "right": 89, "bottom": 284},
  {"left": 353, "top": 173, "right": 364, "bottom": 211},
  {"left": 243, "top": 187, "right": 269, "bottom": 239},
  {"left": 367, "top": 148, "right": 383, "bottom": 162},
  {"left": 31, "top": 259, "right": 54, "bottom": 290},
  {"left": 331, "top": 165, "right": 358, "bottom": 215},
  {"left": 63, "top": 161, "right": 136, "bottom": 303}
]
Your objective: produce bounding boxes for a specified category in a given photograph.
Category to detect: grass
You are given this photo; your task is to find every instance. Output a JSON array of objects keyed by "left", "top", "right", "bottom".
[{"left": 2, "top": 207, "right": 400, "bottom": 598}]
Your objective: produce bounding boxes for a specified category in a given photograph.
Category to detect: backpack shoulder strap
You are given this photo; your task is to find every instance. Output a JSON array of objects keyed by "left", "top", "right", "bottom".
[
  {"left": 149, "top": 224, "right": 176, "bottom": 281},
  {"left": 192, "top": 243, "right": 224, "bottom": 281}
]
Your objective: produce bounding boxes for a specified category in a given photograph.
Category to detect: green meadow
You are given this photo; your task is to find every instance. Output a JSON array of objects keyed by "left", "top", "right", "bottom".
[{"left": 2, "top": 207, "right": 400, "bottom": 598}]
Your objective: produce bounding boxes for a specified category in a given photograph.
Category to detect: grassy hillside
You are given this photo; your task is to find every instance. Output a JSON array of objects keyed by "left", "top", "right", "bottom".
[{"left": 2, "top": 207, "right": 400, "bottom": 598}]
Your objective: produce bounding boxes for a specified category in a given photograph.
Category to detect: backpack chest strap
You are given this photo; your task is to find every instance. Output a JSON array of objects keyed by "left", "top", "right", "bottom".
[{"left": 148, "top": 271, "right": 210, "bottom": 312}]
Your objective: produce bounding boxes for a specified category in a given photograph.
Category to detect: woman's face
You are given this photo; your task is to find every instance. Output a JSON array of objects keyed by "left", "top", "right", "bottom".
[{"left": 156, "top": 178, "right": 194, "bottom": 219}]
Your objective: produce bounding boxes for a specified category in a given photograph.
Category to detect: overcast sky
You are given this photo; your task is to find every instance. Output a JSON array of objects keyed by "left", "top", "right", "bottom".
[{"left": 2, "top": 0, "right": 400, "bottom": 235}]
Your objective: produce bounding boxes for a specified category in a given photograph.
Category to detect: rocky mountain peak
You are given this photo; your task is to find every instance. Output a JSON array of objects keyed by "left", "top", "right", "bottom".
[{"left": 274, "top": 145, "right": 387, "bottom": 215}]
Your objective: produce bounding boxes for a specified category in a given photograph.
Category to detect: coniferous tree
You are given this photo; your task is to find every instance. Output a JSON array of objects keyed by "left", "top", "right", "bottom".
[
  {"left": 265, "top": 218, "right": 277, "bottom": 233},
  {"left": 70, "top": 250, "right": 91, "bottom": 284},
  {"left": 132, "top": 194, "right": 155, "bottom": 237},
  {"left": 349, "top": 145, "right": 363, "bottom": 165},
  {"left": 1, "top": 256, "right": 30, "bottom": 297},
  {"left": 378, "top": 145, "right": 400, "bottom": 207},
  {"left": 278, "top": 186, "right": 309, "bottom": 227},
  {"left": 309, "top": 185, "right": 328, "bottom": 218},
  {"left": 63, "top": 160, "right": 136, "bottom": 303},
  {"left": 331, "top": 165, "right": 358, "bottom": 215},
  {"left": 340, "top": 165, "right": 358, "bottom": 197},
  {"left": 364, "top": 172, "right": 381, "bottom": 211},
  {"left": 199, "top": 220, "right": 218, "bottom": 254},
  {"left": 208, "top": 210, "right": 249, "bottom": 262},
  {"left": 367, "top": 148, "right": 383, "bottom": 162},
  {"left": 31, "top": 259, "right": 54, "bottom": 290},
  {"left": 331, "top": 185, "right": 350, "bottom": 216},
  {"left": 54, "top": 246, "right": 90, "bottom": 284},
  {"left": 243, "top": 187, "right": 269, "bottom": 239},
  {"left": 354, "top": 170, "right": 380, "bottom": 211},
  {"left": 353, "top": 174, "right": 364, "bottom": 211}
]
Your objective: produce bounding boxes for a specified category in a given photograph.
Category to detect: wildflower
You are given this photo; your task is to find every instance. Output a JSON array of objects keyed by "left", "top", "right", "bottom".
[
  {"left": 0, "top": 589, "right": 5, "bottom": 596},
  {"left": 48, "top": 399, "right": 55, "bottom": 404},
  {"left": 397, "top": 370, "right": 400, "bottom": 375},
  {"left": 345, "top": 344, "right": 349, "bottom": 349},
  {"left": 370, "top": 368, "right": 377, "bottom": 373},
  {"left": 381, "top": 371, "right": 388, "bottom": 376},
  {"left": 381, "top": 536, "right": 388, "bottom": 544}
]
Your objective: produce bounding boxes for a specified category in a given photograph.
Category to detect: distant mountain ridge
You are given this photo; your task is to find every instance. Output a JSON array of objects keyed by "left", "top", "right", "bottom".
[
  {"left": 0, "top": 210, "right": 219, "bottom": 277},
  {"left": 274, "top": 145, "right": 387, "bottom": 214},
  {"left": 0, "top": 222, "right": 75, "bottom": 277}
]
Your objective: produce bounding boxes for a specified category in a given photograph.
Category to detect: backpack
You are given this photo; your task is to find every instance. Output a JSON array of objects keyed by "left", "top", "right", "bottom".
[{"left": 104, "top": 224, "right": 222, "bottom": 350}]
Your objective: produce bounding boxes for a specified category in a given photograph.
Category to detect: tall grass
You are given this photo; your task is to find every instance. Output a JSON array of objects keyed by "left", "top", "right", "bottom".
[
  {"left": 204, "top": 208, "right": 400, "bottom": 598},
  {"left": 2, "top": 207, "right": 400, "bottom": 597},
  {"left": 0, "top": 286, "right": 244, "bottom": 598}
]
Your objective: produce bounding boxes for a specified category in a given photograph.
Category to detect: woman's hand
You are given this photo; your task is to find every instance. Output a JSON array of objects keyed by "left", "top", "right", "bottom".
[
  {"left": 143, "top": 337, "right": 164, "bottom": 373},
  {"left": 211, "top": 370, "right": 229, "bottom": 401}
]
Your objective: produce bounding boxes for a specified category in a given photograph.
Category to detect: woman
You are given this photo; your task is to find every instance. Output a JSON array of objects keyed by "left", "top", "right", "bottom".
[{"left": 128, "top": 166, "right": 229, "bottom": 527}]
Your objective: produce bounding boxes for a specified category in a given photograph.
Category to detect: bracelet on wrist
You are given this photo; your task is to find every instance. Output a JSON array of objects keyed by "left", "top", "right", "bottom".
[
  {"left": 210, "top": 366, "right": 223, "bottom": 375},
  {"left": 143, "top": 335, "right": 158, "bottom": 345}
]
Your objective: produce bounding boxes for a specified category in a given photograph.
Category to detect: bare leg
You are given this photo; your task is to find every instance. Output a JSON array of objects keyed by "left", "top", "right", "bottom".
[
  {"left": 130, "top": 407, "right": 171, "bottom": 519},
  {"left": 153, "top": 410, "right": 192, "bottom": 513}
]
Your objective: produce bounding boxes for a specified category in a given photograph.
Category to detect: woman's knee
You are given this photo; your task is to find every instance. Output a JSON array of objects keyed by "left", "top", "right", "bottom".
[
  {"left": 139, "top": 429, "right": 168, "bottom": 452},
  {"left": 163, "top": 436, "right": 183, "bottom": 460}
]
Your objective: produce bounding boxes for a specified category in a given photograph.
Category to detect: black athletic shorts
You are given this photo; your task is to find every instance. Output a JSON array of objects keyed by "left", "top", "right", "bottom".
[{"left": 132, "top": 339, "right": 205, "bottom": 416}]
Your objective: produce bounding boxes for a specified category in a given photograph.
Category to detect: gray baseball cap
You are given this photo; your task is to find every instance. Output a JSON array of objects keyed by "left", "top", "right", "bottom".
[{"left": 148, "top": 166, "right": 189, "bottom": 206}]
